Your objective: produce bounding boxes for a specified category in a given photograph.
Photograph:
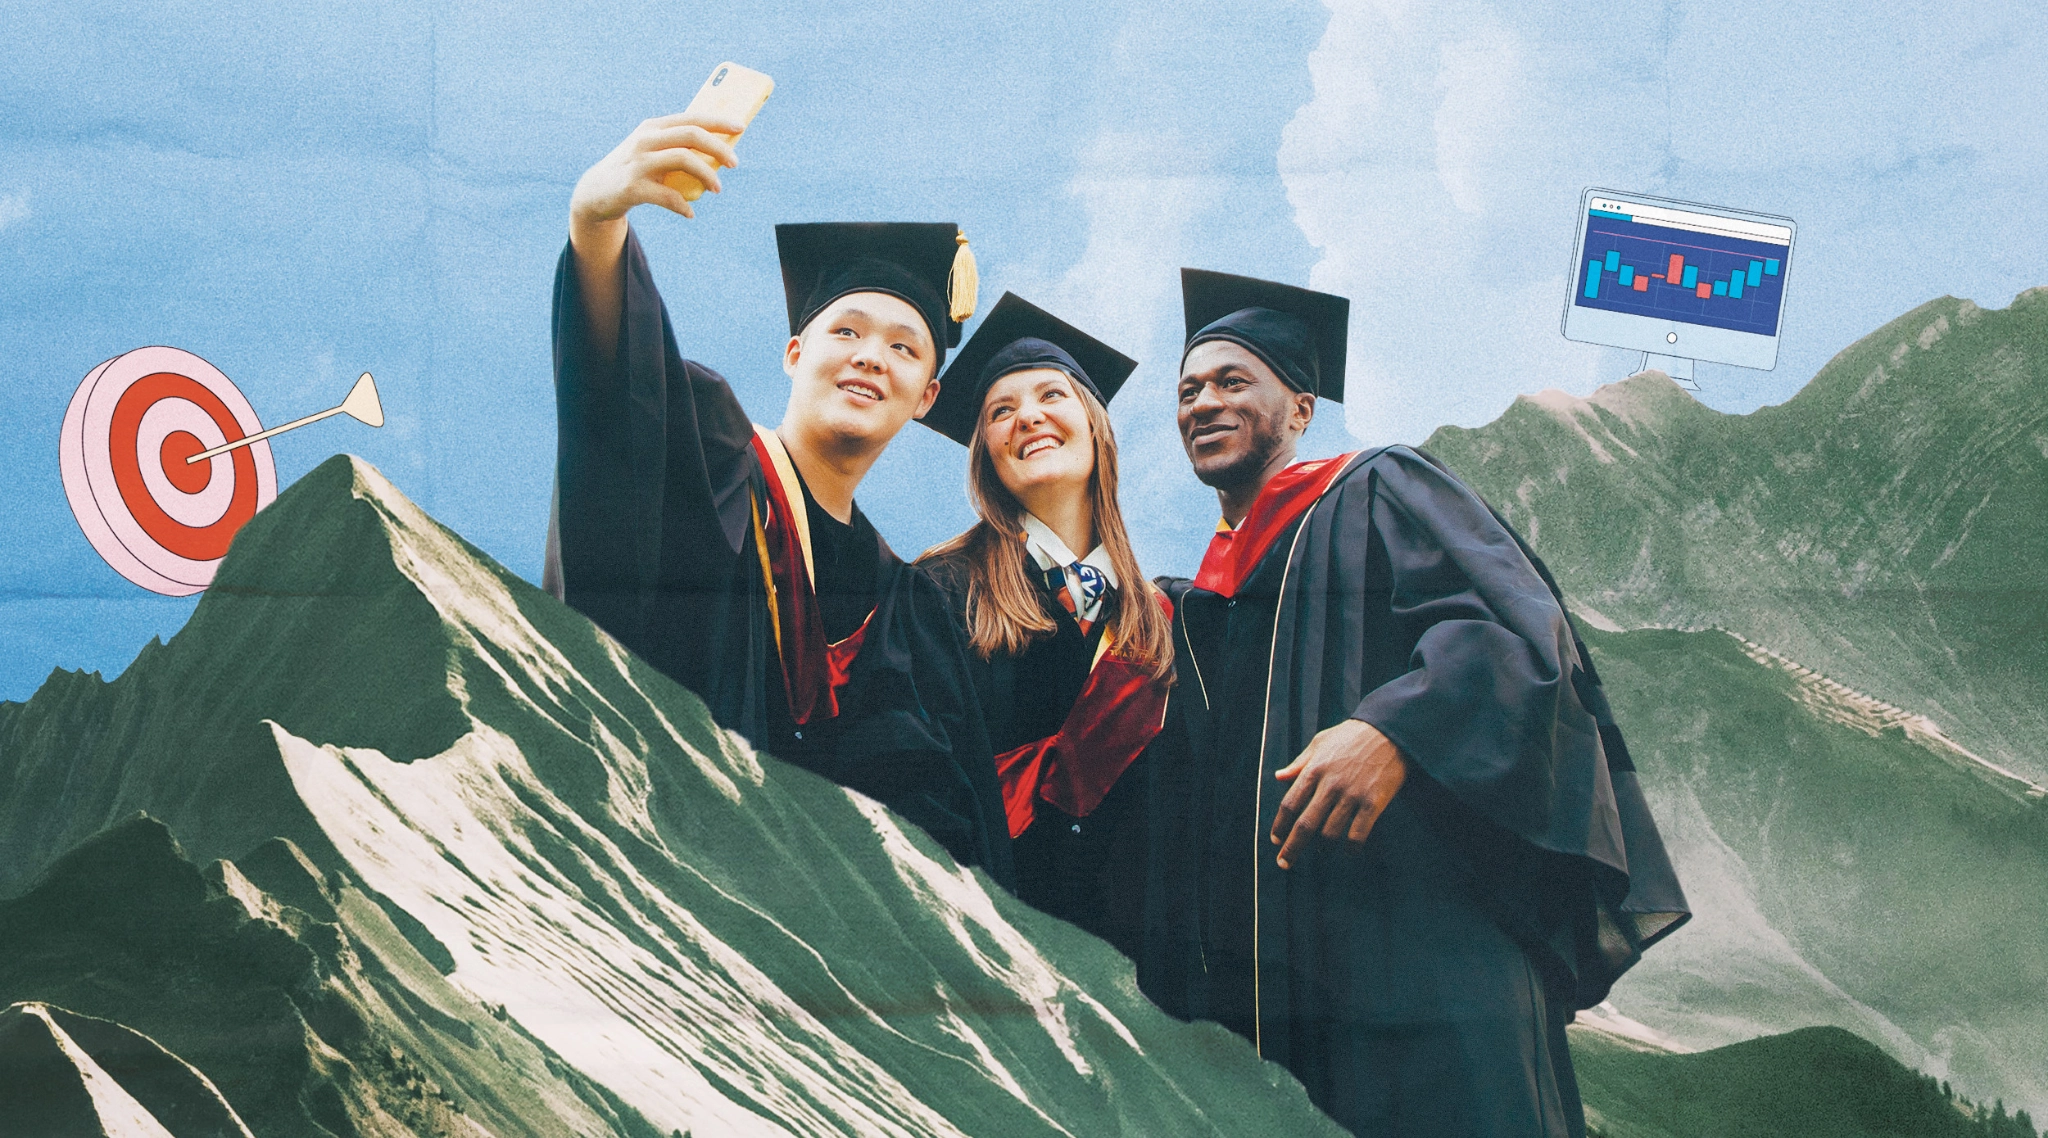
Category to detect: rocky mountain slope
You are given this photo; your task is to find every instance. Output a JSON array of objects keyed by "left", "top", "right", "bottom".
[
  {"left": 0, "top": 455, "right": 1342, "bottom": 1137},
  {"left": 0, "top": 1000, "right": 255, "bottom": 1137},
  {"left": 1582, "top": 625, "right": 2048, "bottom": 1120}
]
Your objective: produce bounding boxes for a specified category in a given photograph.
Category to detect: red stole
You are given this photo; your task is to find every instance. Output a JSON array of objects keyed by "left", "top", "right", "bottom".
[
  {"left": 750, "top": 427, "right": 868, "bottom": 726},
  {"left": 994, "top": 590, "right": 1174, "bottom": 839},
  {"left": 1191, "top": 452, "right": 1358, "bottom": 599}
]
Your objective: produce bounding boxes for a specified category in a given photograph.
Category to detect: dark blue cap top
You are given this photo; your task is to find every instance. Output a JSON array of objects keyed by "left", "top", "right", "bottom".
[
  {"left": 1180, "top": 268, "right": 1350, "bottom": 403},
  {"left": 923, "top": 293, "right": 1138, "bottom": 446},
  {"left": 777, "top": 223, "right": 967, "bottom": 361}
]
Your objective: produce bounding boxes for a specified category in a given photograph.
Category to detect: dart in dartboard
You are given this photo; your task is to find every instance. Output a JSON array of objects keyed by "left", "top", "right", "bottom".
[{"left": 60, "top": 346, "right": 383, "bottom": 596}]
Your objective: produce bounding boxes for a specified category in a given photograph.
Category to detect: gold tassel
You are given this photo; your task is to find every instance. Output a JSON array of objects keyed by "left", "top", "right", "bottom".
[{"left": 948, "top": 231, "right": 978, "bottom": 323}]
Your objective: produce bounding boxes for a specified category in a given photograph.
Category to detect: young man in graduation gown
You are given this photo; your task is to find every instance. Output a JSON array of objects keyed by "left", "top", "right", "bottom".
[
  {"left": 543, "top": 112, "right": 1014, "bottom": 889},
  {"left": 1142, "top": 269, "right": 1689, "bottom": 1137}
]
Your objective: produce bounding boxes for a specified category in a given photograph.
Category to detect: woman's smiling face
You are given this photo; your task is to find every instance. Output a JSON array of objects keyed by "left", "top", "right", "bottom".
[{"left": 981, "top": 366, "right": 1096, "bottom": 503}]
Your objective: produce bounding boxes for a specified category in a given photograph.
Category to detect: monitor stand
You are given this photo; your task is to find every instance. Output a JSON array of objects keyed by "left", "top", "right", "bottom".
[{"left": 1639, "top": 353, "right": 1699, "bottom": 391}]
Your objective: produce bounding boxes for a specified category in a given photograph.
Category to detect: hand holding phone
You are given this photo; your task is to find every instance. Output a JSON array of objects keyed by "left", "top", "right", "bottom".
[
  {"left": 662, "top": 63, "right": 774, "bottom": 201},
  {"left": 566, "top": 60, "right": 771, "bottom": 335}
]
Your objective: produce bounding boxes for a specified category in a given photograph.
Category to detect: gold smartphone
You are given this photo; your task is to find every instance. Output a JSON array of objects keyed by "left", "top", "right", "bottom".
[{"left": 663, "top": 62, "right": 774, "bottom": 201}]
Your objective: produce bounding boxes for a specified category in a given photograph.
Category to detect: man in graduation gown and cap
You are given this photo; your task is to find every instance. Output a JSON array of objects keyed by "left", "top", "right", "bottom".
[
  {"left": 1142, "top": 269, "right": 1689, "bottom": 1136},
  {"left": 543, "top": 111, "right": 1014, "bottom": 889}
]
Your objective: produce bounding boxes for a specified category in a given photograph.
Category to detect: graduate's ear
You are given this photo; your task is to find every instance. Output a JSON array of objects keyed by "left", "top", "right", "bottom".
[
  {"left": 1290, "top": 388, "right": 1317, "bottom": 434},
  {"left": 912, "top": 374, "right": 941, "bottom": 419},
  {"left": 782, "top": 333, "right": 804, "bottom": 378}
]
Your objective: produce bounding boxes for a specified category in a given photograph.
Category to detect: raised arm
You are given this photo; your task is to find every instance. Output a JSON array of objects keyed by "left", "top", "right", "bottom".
[
  {"left": 566, "top": 112, "right": 741, "bottom": 363},
  {"left": 546, "top": 112, "right": 756, "bottom": 671}
]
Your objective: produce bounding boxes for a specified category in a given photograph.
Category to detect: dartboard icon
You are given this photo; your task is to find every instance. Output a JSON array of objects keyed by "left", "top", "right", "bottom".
[{"left": 60, "top": 347, "right": 280, "bottom": 596}]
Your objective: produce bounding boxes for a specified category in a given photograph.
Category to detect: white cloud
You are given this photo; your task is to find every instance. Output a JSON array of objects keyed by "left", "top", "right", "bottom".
[
  {"left": 0, "top": 191, "right": 30, "bottom": 232},
  {"left": 1431, "top": 24, "right": 1524, "bottom": 217},
  {"left": 1031, "top": 131, "right": 1223, "bottom": 359},
  {"left": 1032, "top": 129, "right": 1242, "bottom": 568},
  {"left": 1279, "top": 0, "right": 2048, "bottom": 439},
  {"left": 1279, "top": 0, "right": 1632, "bottom": 446}
]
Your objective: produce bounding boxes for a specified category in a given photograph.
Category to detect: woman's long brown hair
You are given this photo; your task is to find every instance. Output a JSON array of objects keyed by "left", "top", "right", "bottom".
[{"left": 921, "top": 382, "right": 1174, "bottom": 682}]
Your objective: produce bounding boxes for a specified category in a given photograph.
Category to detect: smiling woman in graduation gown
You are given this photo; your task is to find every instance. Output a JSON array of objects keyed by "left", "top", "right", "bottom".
[
  {"left": 545, "top": 216, "right": 1014, "bottom": 890},
  {"left": 915, "top": 294, "right": 1174, "bottom": 955}
]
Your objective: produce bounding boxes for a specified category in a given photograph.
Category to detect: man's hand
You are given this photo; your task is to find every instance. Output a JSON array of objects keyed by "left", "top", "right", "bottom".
[
  {"left": 566, "top": 112, "right": 743, "bottom": 362},
  {"left": 570, "top": 112, "right": 742, "bottom": 235},
  {"left": 1270, "top": 719, "right": 1408, "bottom": 870}
]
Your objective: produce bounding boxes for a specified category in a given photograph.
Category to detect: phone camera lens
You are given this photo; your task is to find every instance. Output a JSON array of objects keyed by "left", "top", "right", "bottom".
[{"left": 713, "top": 68, "right": 727, "bottom": 86}]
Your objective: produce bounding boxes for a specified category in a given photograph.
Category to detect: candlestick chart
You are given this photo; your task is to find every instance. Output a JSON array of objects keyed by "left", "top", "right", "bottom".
[{"left": 1575, "top": 209, "right": 1789, "bottom": 336}]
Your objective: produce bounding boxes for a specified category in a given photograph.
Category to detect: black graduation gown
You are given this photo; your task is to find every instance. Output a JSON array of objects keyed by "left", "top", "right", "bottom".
[
  {"left": 922, "top": 554, "right": 1159, "bottom": 961},
  {"left": 1144, "top": 445, "right": 1687, "bottom": 1138},
  {"left": 543, "top": 230, "right": 1014, "bottom": 890}
]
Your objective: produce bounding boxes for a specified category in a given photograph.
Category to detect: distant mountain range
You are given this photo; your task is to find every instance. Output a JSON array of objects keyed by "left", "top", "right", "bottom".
[
  {"left": 0, "top": 455, "right": 1343, "bottom": 1137},
  {"left": 1426, "top": 289, "right": 2048, "bottom": 1123},
  {"left": 1570, "top": 1023, "right": 2035, "bottom": 1138}
]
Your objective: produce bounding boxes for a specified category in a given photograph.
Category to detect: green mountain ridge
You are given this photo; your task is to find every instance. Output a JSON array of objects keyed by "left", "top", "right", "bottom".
[
  {"left": 1426, "top": 287, "right": 2048, "bottom": 784},
  {"left": 0, "top": 814, "right": 648, "bottom": 1137},
  {"left": 0, "top": 1000, "right": 257, "bottom": 1137},
  {"left": 1414, "top": 287, "right": 2048, "bottom": 1120}
]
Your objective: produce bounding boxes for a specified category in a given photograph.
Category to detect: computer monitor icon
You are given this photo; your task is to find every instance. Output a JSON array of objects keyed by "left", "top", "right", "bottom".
[{"left": 1562, "top": 188, "right": 1796, "bottom": 389}]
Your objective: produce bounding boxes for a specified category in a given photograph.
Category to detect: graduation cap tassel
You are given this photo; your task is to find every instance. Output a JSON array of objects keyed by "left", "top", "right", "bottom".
[{"left": 949, "top": 231, "right": 979, "bottom": 323}]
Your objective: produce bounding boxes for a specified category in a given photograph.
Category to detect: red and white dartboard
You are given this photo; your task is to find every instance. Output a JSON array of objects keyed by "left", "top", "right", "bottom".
[{"left": 60, "top": 346, "right": 278, "bottom": 596}]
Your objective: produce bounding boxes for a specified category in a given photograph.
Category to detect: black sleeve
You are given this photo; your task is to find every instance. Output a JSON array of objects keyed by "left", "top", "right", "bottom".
[
  {"left": 545, "top": 228, "right": 760, "bottom": 660},
  {"left": 827, "top": 561, "right": 1016, "bottom": 893},
  {"left": 1350, "top": 448, "right": 1624, "bottom": 872}
]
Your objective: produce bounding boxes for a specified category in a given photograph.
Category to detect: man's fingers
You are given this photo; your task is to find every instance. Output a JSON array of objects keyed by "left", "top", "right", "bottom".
[
  {"left": 678, "top": 111, "right": 751, "bottom": 138},
  {"left": 644, "top": 147, "right": 725, "bottom": 194},
  {"left": 1320, "top": 793, "right": 1361, "bottom": 841},
  {"left": 1274, "top": 751, "right": 1311, "bottom": 781},
  {"left": 1277, "top": 783, "right": 1338, "bottom": 869},
  {"left": 1346, "top": 797, "right": 1385, "bottom": 844},
  {"left": 1270, "top": 765, "right": 1322, "bottom": 844},
  {"left": 644, "top": 109, "right": 749, "bottom": 135},
  {"left": 1275, "top": 802, "right": 1318, "bottom": 869},
  {"left": 640, "top": 122, "right": 743, "bottom": 165},
  {"left": 647, "top": 184, "right": 695, "bottom": 219}
]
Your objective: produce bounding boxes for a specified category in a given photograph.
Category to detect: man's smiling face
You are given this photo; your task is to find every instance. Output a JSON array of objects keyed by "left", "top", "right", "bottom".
[
  {"left": 1176, "top": 339, "right": 1314, "bottom": 492},
  {"left": 783, "top": 291, "right": 941, "bottom": 448}
]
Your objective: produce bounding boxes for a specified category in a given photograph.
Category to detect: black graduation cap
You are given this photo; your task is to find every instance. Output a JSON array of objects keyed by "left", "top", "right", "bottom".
[
  {"left": 776, "top": 223, "right": 978, "bottom": 362},
  {"left": 1180, "top": 268, "right": 1350, "bottom": 403},
  {"left": 921, "top": 292, "right": 1140, "bottom": 446}
]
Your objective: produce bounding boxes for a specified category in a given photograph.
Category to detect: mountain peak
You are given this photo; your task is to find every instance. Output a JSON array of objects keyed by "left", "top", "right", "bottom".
[
  {"left": 3, "top": 814, "right": 214, "bottom": 945},
  {"left": 205, "top": 452, "right": 420, "bottom": 599},
  {"left": 1520, "top": 370, "right": 1712, "bottom": 432},
  {"left": 156, "top": 453, "right": 490, "bottom": 769},
  {"left": 1491, "top": 372, "right": 1717, "bottom": 469}
]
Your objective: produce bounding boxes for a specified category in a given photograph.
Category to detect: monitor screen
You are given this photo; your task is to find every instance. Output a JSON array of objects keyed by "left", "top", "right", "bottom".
[{"left": 1562, "top": 189, "right": 1796, "bottom": 372}]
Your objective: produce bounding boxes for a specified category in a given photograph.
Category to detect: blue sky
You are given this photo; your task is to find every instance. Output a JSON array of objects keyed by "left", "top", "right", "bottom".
[{"left": 2, "top": 0, "right": 2044, "bottom": 702}]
